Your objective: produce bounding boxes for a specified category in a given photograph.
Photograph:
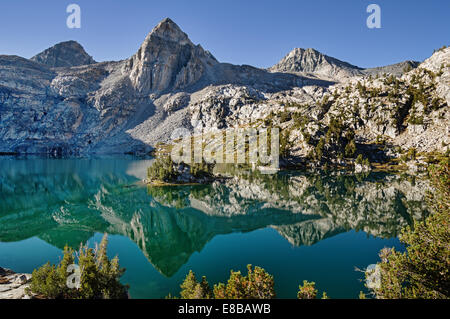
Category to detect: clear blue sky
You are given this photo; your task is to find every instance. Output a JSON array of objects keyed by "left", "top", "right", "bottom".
[{"left": 0, "top": 0, "right": 448, "bottom": 68}]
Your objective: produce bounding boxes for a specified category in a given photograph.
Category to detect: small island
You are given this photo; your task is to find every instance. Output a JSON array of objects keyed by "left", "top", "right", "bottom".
[{"left": 145, "top": 155, "right": 218, "bottom": 186}]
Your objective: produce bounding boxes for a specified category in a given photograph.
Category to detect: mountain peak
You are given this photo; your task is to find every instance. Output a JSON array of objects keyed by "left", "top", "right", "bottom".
[
  {"left": 31, "top": 41, "right": 96, "bottom": 68},
  {"left": 145, "top": 17, "right": 191, "bottom": 45},
  {"left": 270, "top": 47, "right": 362, "bottom": 80},
  {"left": 127, "top": 18, "right": 218, "bottom": 94}
]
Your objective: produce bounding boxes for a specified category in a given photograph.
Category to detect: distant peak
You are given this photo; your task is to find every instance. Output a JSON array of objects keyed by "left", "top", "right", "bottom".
[
  {"left": 288, "top": 47, "right": 321, "bottom": 56},
  {"left": 270, "top": 47, "right": 362, "bottom": 80},
  {"left": 31, "top": 41, "right": 96, "bottom": 68}
]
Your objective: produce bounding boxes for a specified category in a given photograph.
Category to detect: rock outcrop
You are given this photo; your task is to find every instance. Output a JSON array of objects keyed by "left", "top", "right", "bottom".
[{"left": 0, "top": 267, "right": 31, "bottom": 299}]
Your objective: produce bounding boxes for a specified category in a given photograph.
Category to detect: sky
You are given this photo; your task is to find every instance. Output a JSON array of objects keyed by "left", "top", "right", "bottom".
[{"left": 0, "top": 0, "right": 448, "bottom": 68}]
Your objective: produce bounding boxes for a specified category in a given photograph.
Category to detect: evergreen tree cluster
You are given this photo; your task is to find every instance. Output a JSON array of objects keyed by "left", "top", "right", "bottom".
[
  {"left": 370, "top": 156, "right": 449, "bottom": 298},
  {"left": 27, "top": 234, "right": 128, "bottom": 299}
]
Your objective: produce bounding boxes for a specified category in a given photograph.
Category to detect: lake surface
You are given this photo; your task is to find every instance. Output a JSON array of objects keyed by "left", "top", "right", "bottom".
[{"left": 0, "top": 157, "right": 431, "bottom": 298}]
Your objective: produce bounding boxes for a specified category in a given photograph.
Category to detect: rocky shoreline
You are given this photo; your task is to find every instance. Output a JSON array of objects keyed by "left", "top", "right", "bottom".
[{"left": 0, "top": 267, "right": 32, "bottom": 299}]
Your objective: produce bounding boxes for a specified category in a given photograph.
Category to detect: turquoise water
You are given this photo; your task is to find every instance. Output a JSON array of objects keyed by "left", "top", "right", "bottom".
[{"left": 0, "top": 157, "right": 429, "bottom": 298}]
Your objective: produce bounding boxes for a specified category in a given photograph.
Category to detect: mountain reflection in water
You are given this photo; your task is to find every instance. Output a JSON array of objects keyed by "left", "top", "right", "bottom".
[{"left": 0, "top": 157, "right": 430, "bottom": 279}]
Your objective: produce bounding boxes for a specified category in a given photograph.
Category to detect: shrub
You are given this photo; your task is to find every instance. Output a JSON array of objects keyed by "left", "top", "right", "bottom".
[
  {"left": 28, "top": 234, "right": 128, "bottom": 299},
  {"left": 175, "top": 265, "right": 275, "bottom": 299},
  {"left": 297, "top": 280, "right": 318, "bottom": 299},
  {"left": 214, "top": 265, "right": 275, "bottom": 299}
]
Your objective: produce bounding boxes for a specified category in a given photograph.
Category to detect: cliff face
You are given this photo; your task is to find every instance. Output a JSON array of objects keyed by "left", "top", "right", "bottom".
[
  {"left": 125, "top": 18, "right": 218, "bottom": 94},
  {"left": 0, "top": 18, "right": 448, "bottom": 156}
]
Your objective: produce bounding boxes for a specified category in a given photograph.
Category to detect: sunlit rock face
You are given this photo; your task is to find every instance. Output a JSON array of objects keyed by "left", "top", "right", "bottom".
[
  {"left": 0, "top": 158, "right": 430, "bottom": 277},
  {"left": 126, "top": 18, "right": 218, "bottom": 94}
]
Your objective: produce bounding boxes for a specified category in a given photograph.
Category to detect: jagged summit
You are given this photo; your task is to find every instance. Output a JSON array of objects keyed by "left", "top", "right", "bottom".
[
  {"left": 145, "top": 18, "right": 191, "bottom": 45},
  {"left": 127, "top": 18, "right": 218, "bottom": 94},
  {"left": 31, "top": 40, "right": 96, "bottom": 68},
  {"left": 269, "top": 47, "right": 362, "bottom": 80}
]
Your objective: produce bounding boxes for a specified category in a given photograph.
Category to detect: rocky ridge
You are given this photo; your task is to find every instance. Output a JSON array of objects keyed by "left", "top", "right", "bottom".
[
  {"left": 269, "top": 47, "right": 420, "bottom": 81},
  {"left": 0, "top": 18, "right": 448, "bottom": 160}
]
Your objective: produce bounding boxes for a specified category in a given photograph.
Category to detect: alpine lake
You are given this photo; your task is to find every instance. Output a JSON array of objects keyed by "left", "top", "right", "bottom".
[{"left": 0, "top": 156, "right": 431, "bottom": 298}]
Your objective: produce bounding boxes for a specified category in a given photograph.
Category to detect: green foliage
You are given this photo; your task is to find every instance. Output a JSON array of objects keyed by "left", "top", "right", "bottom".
[
  {"left": 345, "top": 139, "right": 356, "bottom": 158},
  {"left": 371, "top": 157, "right": 450, "bottom": 299},
  {"left": 363, "top": 158, "right": 370, "bottom": 167},
  {"left": 280, "top": 129, "right": 291, "bottom": 158},
  {"left": 213, "top": 265, "right": 275, "bottom": 299},
  {"left": 356, "top": 81, "right": 367, "bottom": 96},
  {"left": 28, "top": 234, "right": 128, "bottom": 299},
  {"left": 315, "top": 137, "right": 325, "bottom": 160},
  {"left": 175, "top": 265, "right": 275, "bottom": 299},
  {"left": 147, "top": 155, "right": 178, "bottom": 182},
  {"left": 190, "top": 160, "right": 214, "bottom": 179},
  {"left": 297, "top": 280, "right": 318, "bottom": 299},
  {"left": 376, "top": 135, "right": 385, "bottom": 145},
  {"left": 355, "top": 154, "right": 370, "bottom": 167},
  {"left": 180, "top": 270, "right": 212, "bottom": 299},
  {"left": 401, "top": 147, "right": 417, "bottom": 162},
  {"left": 355, "top": 154, "right": 364, "bottom": 165},
  {"left": 292, "top": 114, "right": 310, "bottom": 130},
  {"left": 408, "top": 114, "right": 424, "bottom": 125}
]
